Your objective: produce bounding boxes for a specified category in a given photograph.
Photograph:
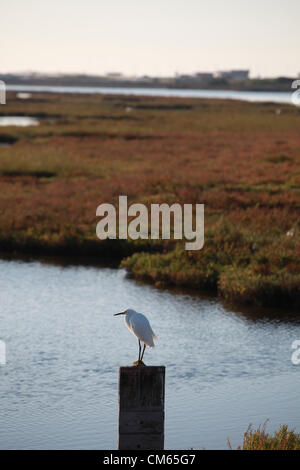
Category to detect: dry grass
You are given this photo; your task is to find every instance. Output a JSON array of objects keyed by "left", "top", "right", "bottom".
[{"left": 230, "top": 423, "right": 300, "bottom": 450}]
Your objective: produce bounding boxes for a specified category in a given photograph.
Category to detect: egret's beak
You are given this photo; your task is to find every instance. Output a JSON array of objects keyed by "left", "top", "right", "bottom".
[{"left": 114, "top": 311, "right": 125, "bottom": 316}]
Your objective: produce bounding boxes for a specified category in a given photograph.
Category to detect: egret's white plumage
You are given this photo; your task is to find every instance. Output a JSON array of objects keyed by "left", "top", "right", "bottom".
[
  {"left": 124, "top": 309, "right": 157, "bottom": 348},
  {"left": 114, "top": 308, "right": 157, "bottom": 363}
]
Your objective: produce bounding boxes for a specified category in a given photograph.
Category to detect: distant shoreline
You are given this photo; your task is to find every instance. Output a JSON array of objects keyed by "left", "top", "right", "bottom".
[
  {"left": 5, "top": 81, "right": 291, "bottom": 92},
  {"left": 6, "top": 84, "right": 293, "bottom": 105},
  {"left": 1, "top": 73, "right": 296, "bottom": 92}
]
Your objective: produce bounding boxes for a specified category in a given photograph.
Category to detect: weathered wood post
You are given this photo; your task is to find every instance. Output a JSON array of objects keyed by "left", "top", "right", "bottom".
[{"left": 118, "top": 366, "right": 165, "bottom": 450}]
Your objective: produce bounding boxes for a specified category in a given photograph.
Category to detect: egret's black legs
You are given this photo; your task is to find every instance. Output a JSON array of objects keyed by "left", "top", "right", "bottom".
[
  {"left": 134, "top": 340, "right": 146, "bottom": 366},
  {"left": 140, "top": 344, "right": 146, "bottom": 362}
]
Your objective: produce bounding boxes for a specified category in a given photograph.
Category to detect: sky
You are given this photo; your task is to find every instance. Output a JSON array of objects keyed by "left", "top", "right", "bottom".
[{"left": 1, "top": 0, "right": 300, "bottom": 78}]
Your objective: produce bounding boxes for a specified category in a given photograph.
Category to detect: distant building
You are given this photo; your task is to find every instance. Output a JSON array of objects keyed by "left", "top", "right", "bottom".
[
  {"left": 215, "top": 70, "right": 249, "bottom": 80},
  {"left": 105, "top": 72, "right": 123, "bottom": 79},
  {"left": 178, "top": 74, "right": 194, "bottom": 80},
  {"left": 195, "top": 72, "right": 214, "bottom": 80}
]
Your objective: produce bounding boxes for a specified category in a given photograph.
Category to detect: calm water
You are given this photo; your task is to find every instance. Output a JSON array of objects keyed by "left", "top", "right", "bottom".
[
  {"left": 0, "top": 116, "right": 39, "bottom": 127},
  {"left": 0, "top": 258, "right": 299, "bottom": 450},
  {"left": 7, "top": 84, "right": 293, "bottom": 105}
]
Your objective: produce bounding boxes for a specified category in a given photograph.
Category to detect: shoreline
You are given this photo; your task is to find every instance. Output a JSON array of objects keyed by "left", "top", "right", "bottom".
[
  {"left": 6, "top": 84, "right": 293, "bottom": 105},
  {"left": 1, "top": 237, "right": 299, "bottom": 313},
  {"left": 2, "top": 248, "right": 299, "bottom": 319}
]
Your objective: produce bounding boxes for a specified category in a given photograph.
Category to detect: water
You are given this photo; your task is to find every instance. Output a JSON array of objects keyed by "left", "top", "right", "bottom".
[
  {"left": 7, "top": 85, "right": 293, "bottom": 105},
  {"left": 0, "top": 143, "right": 12, "bottom": 148},
  {"left": 0, "top": 258, "right": 299, "bottom": 450},
  {"left": 0, "top": 116, "right": 39, "bottom": 127},
  {"left": 16, "top": 93, "right": 32, "bottom": 100}
]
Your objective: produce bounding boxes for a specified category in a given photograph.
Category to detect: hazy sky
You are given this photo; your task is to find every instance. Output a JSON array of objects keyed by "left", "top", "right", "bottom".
[{"left": 1, "top": 0, "right": 299, "bottom": 77}]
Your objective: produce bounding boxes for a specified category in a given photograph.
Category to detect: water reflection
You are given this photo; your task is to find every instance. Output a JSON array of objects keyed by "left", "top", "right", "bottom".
[{"left": 0, "top": 258, "right": 299, "bottom": 449}]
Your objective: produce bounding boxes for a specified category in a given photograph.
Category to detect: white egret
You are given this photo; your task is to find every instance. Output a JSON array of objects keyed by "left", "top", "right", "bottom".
[{"left": 114, "top": 309, "right": 157, "bottom": 365}]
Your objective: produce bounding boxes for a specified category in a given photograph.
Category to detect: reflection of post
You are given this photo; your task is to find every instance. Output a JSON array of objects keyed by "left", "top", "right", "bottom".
[
  {"left": 0, "top": 81, "right": 6, "bottom": 105},
  {"left": 118, "top": 366, "right": 165, "bottom": 450},
  {"left": 0, "top": 340, "right": 6, "bottom": 365}
]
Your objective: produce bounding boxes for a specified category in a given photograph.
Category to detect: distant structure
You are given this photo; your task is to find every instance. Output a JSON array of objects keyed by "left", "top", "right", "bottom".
[
  {"left": 215, "top": 70, "right": 249, "bottom": 80},
  {"left": 105, "top": 72, "right": 123, "bottom": 80},
  {"left": 177, "top": 74, "right": 194, "bottom": 80},
  {"left": 2, "top": 69, "right": 294, "bottom": 91},
  {"left": 195, "top": 72, "right": 214, "bottom": 80},
  {"left": 175, "top": 70, "right": 249, "bottom": 84}
]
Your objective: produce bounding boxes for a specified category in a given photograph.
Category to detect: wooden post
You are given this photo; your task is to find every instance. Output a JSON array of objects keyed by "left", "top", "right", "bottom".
[{"left": 118, "top": 366, "right": 165, "bottom": 450}]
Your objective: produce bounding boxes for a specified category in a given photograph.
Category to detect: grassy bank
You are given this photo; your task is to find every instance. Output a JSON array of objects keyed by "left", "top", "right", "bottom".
[
  {"left": 0, "top": 92, "right": 299, "bottom": 310},
  {"left": 230, "top": 424, "right": 300, "bottom": 450}
]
